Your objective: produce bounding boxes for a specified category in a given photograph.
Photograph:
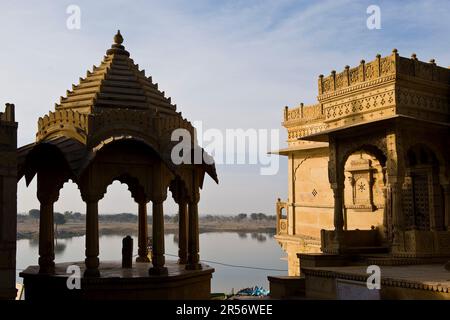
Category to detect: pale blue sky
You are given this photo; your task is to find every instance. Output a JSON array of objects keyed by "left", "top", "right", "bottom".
[{"left": 1, "top": 1, "right": 449, "bottom": 215}]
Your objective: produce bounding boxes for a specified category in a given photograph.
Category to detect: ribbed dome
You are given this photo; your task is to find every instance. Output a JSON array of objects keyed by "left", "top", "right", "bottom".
[{"left": 56, "top": 30, "right": 176, "bottom": 114}]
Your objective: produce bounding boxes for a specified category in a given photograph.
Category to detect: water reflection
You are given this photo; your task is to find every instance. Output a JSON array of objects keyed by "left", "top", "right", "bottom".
[
  {"left": 28, "top": 237, "right": 39, "bottom": 248},
  {"left": 172, "top": 232, "right": 271, "bottom": 244},
  {"left": 172, "top": 234, "right": 179, "bottom": 244},
  {"left": 16, "top": 232, "right": 286, "bottom": 293},
  {"left": 250, "top": 233, "right": 267, "bottom": 242},
  {"left": 54, "top": 243, "right": 67, "bottom": 254},
  {"left": 237, "top": 232, "right": 247, "bottom": 239}
]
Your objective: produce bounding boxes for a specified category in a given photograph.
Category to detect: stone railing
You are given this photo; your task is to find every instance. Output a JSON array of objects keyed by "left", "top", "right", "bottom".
[
  {"left": 283, "top": 103, "right": 324, "bottom": 124},
  {"left": 318, "top": 50, "right": 450, "bottom": 97},
  {"left": 318, "top": 54, "right": 396, "bottom": 96},
  {"left": 398, "top": 56, "right": 450, "bottom": 83}
]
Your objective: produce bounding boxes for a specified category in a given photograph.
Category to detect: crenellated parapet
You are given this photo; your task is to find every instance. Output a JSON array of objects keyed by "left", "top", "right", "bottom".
[
  {"left": 283, "top": 103, "right": 324, "bottom": 124},
  {"left": 318, "top": 53, "right": 396, "bottom": 97},
  {"left": 37, "top": 109, "right": 89, "bottom": 143},
  {"left": 282, "top": 50, "right": 450, "bottom": 145},
  {"left": 283, "top": 103, "right": 326, "bottom": 145},
  {"left": 36, "top": 107, "right": 196, "bottom": 154},
  {"left": 318, "top": 50, "right": 450, "bottom": 98}
]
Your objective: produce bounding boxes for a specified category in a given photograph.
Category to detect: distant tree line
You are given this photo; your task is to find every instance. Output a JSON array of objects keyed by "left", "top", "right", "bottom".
[
  {"left": 19, "top": 209, "right": 275, "bottom": 223},
  {"left": 199, "top": 213, "right": 275, "bottom": 222}
]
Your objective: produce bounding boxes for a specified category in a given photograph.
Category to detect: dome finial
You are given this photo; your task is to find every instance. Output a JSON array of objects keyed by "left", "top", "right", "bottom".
[
  {"left": 107, "top": 29, "right": 130, "bottom": 57},
  {"left": 114, "top": 30, "right": 123, "bottom": 45}
]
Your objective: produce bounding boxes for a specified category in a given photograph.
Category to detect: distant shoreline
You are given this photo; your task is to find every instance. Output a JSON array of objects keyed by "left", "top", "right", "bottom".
[{"left": 17, "top": 220, "right": 276, "bottom": 240}]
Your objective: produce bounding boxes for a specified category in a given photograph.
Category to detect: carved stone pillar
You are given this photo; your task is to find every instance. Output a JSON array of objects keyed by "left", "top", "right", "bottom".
[
  {"left": 390, "top": 181, "right": 403, "bottom": 234},
  {"left": 178, "top": 199, "right": 188, "bottom": 264},
  {"left": 332, "top": 184, "right": 345, "bottom": 234},
  {"left": 37, "top": 174, "right": 59, "bottom": 274},
  {"left": 84, "top": 194, "right": 101, "bottom": 277},
  {"left": 382, "top": 184, "right": 392, "bottom": 241},
  {"left": 149, "top": 197, "right": 167, "bottom": 275},
  {"left": 328, "top": 137, "right": 345, "bottom": 250},
  {"left": 386, "top": 131, "right": 405, "bottom": 250},
  {"left": 136, "top": 199, "right": 150, "bottom": 262},
  {"left": 444, "top": 184, "right": 450, "bottom": 231},
  {"left": 37, "top": 193, "right": 58, "bottom": 274},
  {"left": 149, "top": 163, "right": 169, "bottom": 275},
  {"left": 186, "top": 192, "right": 201, "bottom": 270}
]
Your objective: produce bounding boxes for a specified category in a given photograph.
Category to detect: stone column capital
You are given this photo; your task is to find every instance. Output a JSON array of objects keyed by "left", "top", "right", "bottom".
[
  {"left": 81, "top": 191, "right": 103, "bottom": 203},
  {"left": 37, "top": 190, "right": 59, "bottom": 204}
]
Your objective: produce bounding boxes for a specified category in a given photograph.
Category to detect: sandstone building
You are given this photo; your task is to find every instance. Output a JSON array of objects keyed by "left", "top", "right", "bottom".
[{"left": 275, "top": 50, "right": 450, "bottom": 276}]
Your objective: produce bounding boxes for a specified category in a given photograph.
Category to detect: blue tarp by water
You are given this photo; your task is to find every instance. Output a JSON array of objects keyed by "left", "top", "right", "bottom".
[{"left": 236, "top": 286, "right": 269, "bottom": 296}]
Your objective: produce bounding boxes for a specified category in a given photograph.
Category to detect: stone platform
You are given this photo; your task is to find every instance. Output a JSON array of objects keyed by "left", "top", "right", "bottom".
[
  {"left": 301, "top": 264, "right": 450, "bottom": 300},
  {"left": 20, "top": 261, "right": 214, "bottom": 300}
]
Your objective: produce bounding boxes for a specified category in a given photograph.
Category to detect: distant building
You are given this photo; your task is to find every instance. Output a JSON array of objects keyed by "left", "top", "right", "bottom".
[{"left": 275, "top": 50, "right": 450, "bottom": 276}]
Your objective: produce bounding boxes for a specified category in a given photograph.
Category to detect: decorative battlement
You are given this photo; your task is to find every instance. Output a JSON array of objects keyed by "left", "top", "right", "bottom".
[
  {"left": 282, "top": 50, "right": 450, "bottom": 145},
  {"left": 37, "top": 110, "right": 89, "bottom": 143},
  {"left": 318, "top": 50, "right": 450, "bottom": 98},
  {"left": 283, "top": 103, "right": 324, "bottom": 125},
  {"left": 37, "top": 108, "right": 195, "bottom": 148},
  {"left": 283, "top": 103, "right": 326, "bottom": 143}
]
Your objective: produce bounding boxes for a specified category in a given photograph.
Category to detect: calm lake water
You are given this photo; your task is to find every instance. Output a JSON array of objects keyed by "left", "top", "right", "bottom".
[{"left": 16, "top": 232, "right": 287, "bottom": 293}]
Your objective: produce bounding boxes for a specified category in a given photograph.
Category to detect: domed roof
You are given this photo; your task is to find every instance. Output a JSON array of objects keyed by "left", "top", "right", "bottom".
[
  {"left": 18, "top": 31, "right": 218, "bottom": 186},
  {"left": 56, "top": 30, "right": 176, "bottom": 114}
]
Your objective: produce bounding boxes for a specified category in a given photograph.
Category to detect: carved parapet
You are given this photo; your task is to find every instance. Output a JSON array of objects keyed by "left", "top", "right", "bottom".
[
  {"left": 398, "top": 56, "right": 450, "bottom": 83},
  {"left": 318, "top": 53, "right": 396, "bottom": 98},
  {"left": 87, "top": 109, "right": 160, "bottom": 152},
  {"left": 286, "top": 123, "right": 328, "bottom": 143},
  {"left": 91, "top": 109, "right": 156, "bottom": 133},
  {"left": 283, "top": 103, "right": 324, "bottom": 125},
  {"left": 37, "top": 110, "right": 89, "bottom": 143},
  {"left": 319, "top": 51, "right": 450, "bottom": 100},
  {"left": 283, "top": 103, "right": 326, "bottom": 143},
  {"left": 159, "top": 114, "right": 195, "bottom": 141}
]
